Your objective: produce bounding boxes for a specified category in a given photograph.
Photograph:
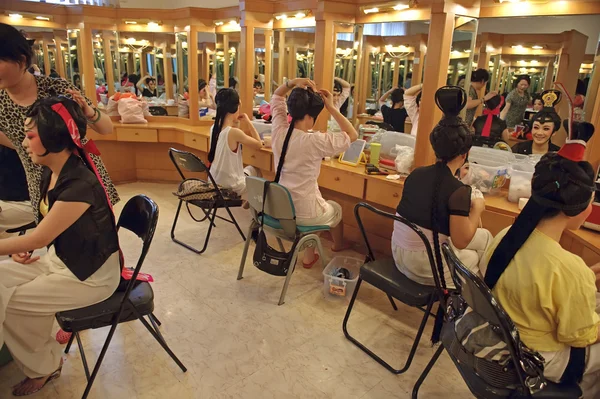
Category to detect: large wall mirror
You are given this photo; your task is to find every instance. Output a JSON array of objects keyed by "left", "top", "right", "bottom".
[
  {"left": 18, "top": 27, "right": 68, "bottom": 80},
  {"left": 273, "top": 27, "right": 315, "bottom": 87},
  {"left": 450, "top": 16, "right": 478, "bottom": 122}
]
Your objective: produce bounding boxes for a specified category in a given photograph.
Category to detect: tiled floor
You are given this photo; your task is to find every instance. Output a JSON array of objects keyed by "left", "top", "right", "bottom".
[{"left": 0, "top": 182, "right": 472, "bottom": 398}]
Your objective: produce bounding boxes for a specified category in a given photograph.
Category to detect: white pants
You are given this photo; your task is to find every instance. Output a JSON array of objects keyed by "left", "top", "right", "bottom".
[
  {"left": 296, "top": 200, "right": 343, "bottom": 229},
  {"left": 0, "top": 200, "right": 35, "bottom": 238},
  {"left": 0, "top": 247, "right": 120, "bottom": 378},
  {"left": 392, "top": 228, "right": 494, "bottom": 288},
  {"left": 541, "top": 294, "right": 600, "bottom": 398}
]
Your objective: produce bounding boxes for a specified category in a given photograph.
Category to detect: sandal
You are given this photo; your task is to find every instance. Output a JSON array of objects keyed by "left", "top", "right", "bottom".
[
  {"left": 12, "top": 363, "right": 62, "bottom": 396},
  {"left": 302, "top": 254, "right": 320, "bottom": 269}
]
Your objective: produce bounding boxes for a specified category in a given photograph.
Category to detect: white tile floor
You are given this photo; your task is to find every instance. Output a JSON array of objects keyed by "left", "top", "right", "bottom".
[{"left": 0, "top": 182, "right": 472, "bottom": 398}]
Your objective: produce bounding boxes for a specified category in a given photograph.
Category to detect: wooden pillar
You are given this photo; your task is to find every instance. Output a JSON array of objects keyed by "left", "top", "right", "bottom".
[
  {"left": 141, "top": 49, "right": 148, "bottom": 77},
  {"left": 240, "top": 22, "right": 256, "bottom": 116},
  {"left": 264, "top": 29, "right": 273, "bottom": 101},
  {"left": 42, "top": 40, "right": 51, "bottom": 76},
  {"left": 413, "top": 38, "right": 426, "bottom": 85},
  {"left": 287, "top": 45, "right": 296, "bottom": 81},
  {"left": 189, "top": 26, "right": 199, "bottom": 122},
  {"left": 277, "top": 30, "right": 285, "bottom": 85},
  {"left": 359, "top": 46, "right": 371, "bottom": 114},
  {"left": 103, "top": 32, "right": 115, "bottom": 95},
  {"left": 392, "top": 57, "right": 400, "bottom": 89},
  {"left": 164, "top": 44, "right": 174, "bottom": 100},
  {"left": 79, "top": 27, "right": 97, "bottom": 105},
  {"left": 203, "top": 48, "right": 210, "bottom": 83},
  {"left": 585, "top": 77, "right": 600, "bottom": 169},
  {"left": 584, "top": 54, "right": 600, "bottom": 123},
  {"left": 352, "top": 24, "right": 364, "bottom": 126},
  {"left": 223, "top": 34, "right": 230, "bottom": 93},
  {"left": 313, "top": 18, "right": 336, "bottom": 131},
  {"left": 414, "top": 10, "right": 455, "bottom": 168},
  {"left": 544, "top": 61, "right": 555, "bottom": 90},
  {"left": 490, "top": 55, "right": 500, "bottom": 92},
  {"left": 54, "top": 37, "right": 65, "bottom": 79},
  {"left": 475, "top": 47, "right": 491, "bottom": 117},
  {"left": 554, "top": 30, "right": 588, "bottom": 145}
]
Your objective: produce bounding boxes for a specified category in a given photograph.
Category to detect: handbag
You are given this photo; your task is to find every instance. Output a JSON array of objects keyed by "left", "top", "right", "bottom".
[
  {"left": 252, "top": 180, "right": 297, "bottom": 276},
  {"left": 173, "top": 178, "right": 240, "bottom": 202}
]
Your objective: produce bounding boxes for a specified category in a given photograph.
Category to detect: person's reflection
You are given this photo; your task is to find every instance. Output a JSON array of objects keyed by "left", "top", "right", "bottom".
[
  {"left": 465, "top": 69, "right": 496, "bottom": 127},
  {"left": 73, "top": 74, "right": 81, "bottom": 90}
]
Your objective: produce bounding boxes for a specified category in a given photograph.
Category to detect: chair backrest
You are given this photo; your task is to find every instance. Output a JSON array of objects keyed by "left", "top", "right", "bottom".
[
  {"left": 441, "top": 243, "right": 530, "bottom": 388},
  {"left": 117, "top": 195, "right": 159, "bottom": 296},
  {"left": 246, "top": 176, "right": 297, "bottom": 238},
  {"left": 168, "top": 147, "right": 209, "bottom": 180},
  {"left": 149, "top": 106, "right": 168, "bottom": 116},
  {"left": 354, "top": 202, "right": 444, "bottom": 293}
]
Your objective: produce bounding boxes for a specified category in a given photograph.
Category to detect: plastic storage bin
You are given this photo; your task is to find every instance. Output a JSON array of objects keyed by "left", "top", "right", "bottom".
[
  {"left": 322, "top": 256, "right": 362, "bottom": 299},
  {"left": 508, "top": 161, "right": 536, "bottom": 203}
]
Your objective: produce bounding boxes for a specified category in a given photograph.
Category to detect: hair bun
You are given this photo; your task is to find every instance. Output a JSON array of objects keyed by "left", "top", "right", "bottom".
[
  {"left": 287, "top": 87, "right": 324, "bottom": 120},
  {"left": 564, "top": 120, "right": 595, "bottom": 143},
  {"left": 435, "top": 86, "right": 467, "bottom": 117}
]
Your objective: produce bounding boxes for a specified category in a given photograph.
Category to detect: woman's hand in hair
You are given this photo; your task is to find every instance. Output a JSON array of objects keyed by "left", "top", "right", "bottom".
[
  {"left": 483, "top": 91, "right": 498, "bottom": 102},
  {"left": 67, "top": 89, "right": 95, "bottom": 119},
  {"left": 11, "top": 252, "right": 40, "bottom": 265},
  {"left": 319, "top": 89, "right": 336, "bottom": 111},
  {"left": 291, "top": 78, "right": 316, "bottom": 91}
]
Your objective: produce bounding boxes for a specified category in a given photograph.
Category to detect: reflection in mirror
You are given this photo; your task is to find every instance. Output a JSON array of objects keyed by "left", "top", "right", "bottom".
[
  {"left": 254, "top": 30, "right": 267, "bottom": 106},
  {"left": 334, "top": 23, "right": 361, "bottom": 121},
  {"left": 17, "top": 27, "right": 66, "bottom": 79},
  {"left": 583, "top": 34, "right": 599, "bottom": 122},
  {"left": 67, "top": 30, "right": 82, "bottom": 90},
  {"left": 176, "top": 32, "right": 188, "bottom": 96},
  {"left": 273, "top": 27, "right": 315, "bottom": 87},
  {"left": 450, "top": 17, "right": 478, "bottom": 123}
]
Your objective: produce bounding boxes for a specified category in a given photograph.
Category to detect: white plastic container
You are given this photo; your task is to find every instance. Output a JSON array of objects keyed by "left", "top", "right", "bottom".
[
  {"left": 462, "top": 160, "right": 509, "bottom": 194},
  {"left": 508, "top": 162, "right": 536, "bottom": 203},
  {"left": 322, "top": 256, "right": 362, "bottom": 300}
]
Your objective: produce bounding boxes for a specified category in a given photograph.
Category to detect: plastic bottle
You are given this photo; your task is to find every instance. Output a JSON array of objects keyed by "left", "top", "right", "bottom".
[{"left": 370, "top": 143, "right": 381, "bottom": 165}]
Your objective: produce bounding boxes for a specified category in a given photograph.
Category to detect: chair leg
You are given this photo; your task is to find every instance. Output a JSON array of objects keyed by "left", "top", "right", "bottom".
[
  {"left": 64, "top": 333, "right": 75, "bottom": 354},
  {"left": 170, "top": 200, "right": 184, "bottom": 242},
  {"left": 276, "top": 237, "right": 285, "bottom": 252},
  {"left": 343, "top": 279, "right": 436, "bottom": 375},
  {"left": 196, "top": 207, "right": 218, "bottom": 254},
  {"left": 150, "top": 313, "right": 161, "bottom": 326},
  {"left": 224, "top": 206, "right": 246, "bottom": 241},
  {"left": 278, "top": 245, "right": 300, "bottom": 306},
  {"left": 148, "top": 315, "right": 164, "bottom": 341},
  {"left": 171, "top": 204, "right": 217, "bottom": 255},
  {"left": 313, "top": 235, "right": 327, "bottom": 267},
  {"left": 136, "top": 312, "right": 187, "bottom": 373},
  {"left": 387, "top": 295, "right": 398, "bottom": 311},
  {"left": 75, "top": 332, "right": 91, "bottom": 381},
  {"left": 412, "top": 345, "right": 444, "bottom": 399},
  {"left": 237, "top": 223, "right": 256, "bottom": 280}
]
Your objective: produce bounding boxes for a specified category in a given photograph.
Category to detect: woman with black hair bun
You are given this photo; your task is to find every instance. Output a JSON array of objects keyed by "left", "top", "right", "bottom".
[
  {"left": 482, "top": 119, "right": 600, "bottom": 397},
  {"left": 0, "top": 96, "right": 121, "bottom": 396},
  {"left": 392, "top": 86, "right": 493, "bottom": 287},
  {"left": 465, "top": 68, "right": 497, "bottom": 127},
  {"left": 271, "top": 78, "right": 358, "bottom": 268},
  {"left": 208, "top": 88, "right": 263, "bottom": 195},
  {"left": 500, "top": 74, "right": 531, "bottom": 128},
  {"left": 512, "top": 89, "right": 562, "bottom": 155}
]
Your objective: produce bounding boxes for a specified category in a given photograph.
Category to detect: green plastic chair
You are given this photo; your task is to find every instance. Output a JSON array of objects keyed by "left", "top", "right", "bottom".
[{"left": 237, "top": 176, "right": 329, "bottom": 305}]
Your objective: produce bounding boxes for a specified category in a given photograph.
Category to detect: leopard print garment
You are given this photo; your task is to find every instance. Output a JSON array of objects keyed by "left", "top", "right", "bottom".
[{"left": 0, "top": 75, "right": 120, "bottom": 221}]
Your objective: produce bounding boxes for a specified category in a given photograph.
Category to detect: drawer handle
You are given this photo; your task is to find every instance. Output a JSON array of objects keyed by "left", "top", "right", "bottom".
[
  {"left": 192, "top": 138, "right": 196, "bottom": 142},
  {"left": 251, "top": 155, "right": 256, "bottom": 158},
  {"left": 393, "top": 193, "right": 399, "bottom": 198},
  {"left": 334, "top": 177, "right": 340, "bottom": 181},
  {"left": 135, "top": 132, "right": 139, "bottom": 135}
]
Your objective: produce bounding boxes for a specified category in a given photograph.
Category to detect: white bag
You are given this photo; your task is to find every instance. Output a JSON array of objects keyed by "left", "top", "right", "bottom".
[
  {"left": 393, "top": 145, "right": 414, "bottom": 174},
  {"left": 118, "top": 98, "right": 147, "bottom": 124},
  {"left": 178, "top": 98, "right": 189, "bottom": 118},
  {"left": 106, "top": 96, "right": 120, "bottom": 116}
]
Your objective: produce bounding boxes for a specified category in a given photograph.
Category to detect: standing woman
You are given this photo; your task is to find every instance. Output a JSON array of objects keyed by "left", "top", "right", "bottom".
[
  {"left": 464, "top": 69, "right": 497, "bottom": 127},
  {"left": 0, "top": 23, "right": 119, "bottom": 227},
  {"left": 500, "top": 75, "right": 531, "bottom": 128}
]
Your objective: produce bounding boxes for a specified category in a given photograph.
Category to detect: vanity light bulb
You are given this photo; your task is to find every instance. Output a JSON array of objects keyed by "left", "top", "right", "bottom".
[
  {"left": 215, "top": 21, "right": 224, "bottom": 26},
  {"left": 392, "top": 4, "right": 409, "bottom": 10},
  {"left": 36, "top": 16, "right": 50, "bottom": 21},
  {"left": 295, "top": 12, "right": 306, "bottom": 19},
  {"left": 275, "top": 15, "right": 287, "bottom": 20},
  {"left": 148, "top": 22, "right": 159, "bottom": 29},
  {"left": 532, "top": 45, "right": 543, "bottom": 50},
  {"left": 363, "top": 8, "right": 379, "bottom": 14},
  {"left": 9, "top": 14, "right": 23, "bottom": 19}
]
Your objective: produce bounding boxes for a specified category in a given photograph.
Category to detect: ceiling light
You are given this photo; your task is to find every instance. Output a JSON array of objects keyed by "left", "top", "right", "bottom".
[
  {"left": 465, "top": 49, "right": 471, "bottom": 53},
  {"left": 215, "top": 21, "right": 224, "bottom": 26},
  {"left": 95, "top": 34, "right": 101, "bottom": 38},
  {"left": 530, "top": 60, "right": 538, "bottom": 64},
  {"left": 295, "top": 12, "right": 306, "bottom": 19},
  {"left": 364, "top": 8, "right": 379, "bottom": 14},
  {"left": 519, "top": 60, "right": 526, "bottom": 63},
  {"left": 532, "top": 45, "right": 543, "bottom": 50},
  {"left": 9, "top": 14, "right": 23, "bottom": 19},
  {"left": 148, "top": 22, "right": 159, "bottom": 29},
  {"left": 125, "top": 21, "right": 137, "bottom": 24},
  {"left": 36, "top": 16, "right": 50, "bottom": 21},
  {"left": 229, "top": 20, "right": 237, "bottom": 25},
  {"left": 275, "top": 14, "right": 287, "bottom": 20},
  {"left": 385, "top": 44, "right": 392, "bottom": 51},
  {"left": 511, "top": 45, "right": 524, "bottom": 50},
  {"left": 126, "top": 37, "right": 136, "bottom": 44},
  {"left": 393, "top": 4, "right": 409, "bottom": 10},
  {"left": 498, "top": 0, "right": 521, "bottom": 3}
]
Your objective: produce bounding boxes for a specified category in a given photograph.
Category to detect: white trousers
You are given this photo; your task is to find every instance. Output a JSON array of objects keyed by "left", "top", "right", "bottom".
[
  {"left": 0, "top": 247, "right": 120, "bottom": 378},
  {"left": 0, "top": 200, "right": 35, "bottom": 238}
]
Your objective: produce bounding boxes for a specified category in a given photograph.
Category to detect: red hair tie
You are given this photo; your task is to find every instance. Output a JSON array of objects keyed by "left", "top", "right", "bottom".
[{"left": 481, "top": 96, "right": 503, "bottom": 138}]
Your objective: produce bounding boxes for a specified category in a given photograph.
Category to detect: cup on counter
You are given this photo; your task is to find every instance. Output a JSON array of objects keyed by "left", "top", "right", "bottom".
[{"left": 263, "top": 135, "right": 272, "bottom": 148}]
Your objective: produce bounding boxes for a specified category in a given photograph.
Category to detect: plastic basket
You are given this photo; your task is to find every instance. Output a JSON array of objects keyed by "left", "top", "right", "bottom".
[{"left": 322, "top": 256, "right": 362, "bottom": 299}]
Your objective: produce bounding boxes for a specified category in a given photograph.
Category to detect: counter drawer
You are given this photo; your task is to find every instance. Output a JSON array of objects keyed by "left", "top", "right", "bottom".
[
  {"left": 183, "top": 133, "right": 208, "bottom": 152},
  {"left": 243, "top": 147, "right": 272, "bottom": 171},
  {"left": 365, "top": 179, "right": 402, "bottom": 209},
  {"left": 116, "top": 128, "right": 158, "bottom": 143},
  {"left": 318, "top": 168, "right": 365, "bottom": 198}
]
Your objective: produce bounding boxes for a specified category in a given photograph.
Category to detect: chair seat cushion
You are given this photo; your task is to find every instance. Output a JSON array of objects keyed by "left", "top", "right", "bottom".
[
  {"left": 56, "top": 282, "right": 154, "bottom": 333},
  {"left": 361, "top": 259, "right": 434, "bottom": 307},
  {"left": 260, "top": 214, "right": 329, "bottom": 234}
]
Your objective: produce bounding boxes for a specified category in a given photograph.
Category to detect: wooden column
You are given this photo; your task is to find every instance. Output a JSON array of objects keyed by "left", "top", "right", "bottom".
[
  {"left": 392, "top": 57, "right": 400, "bottom": 89},
  {"left": 42, "top": 40, "right": 51, "bottom": 76},
  {"left": 585, "top": 77, "right": 600, "bottom": 169},
  {"left": 203, "top": 48, "right": 210, "bottom": 83},
  {"left": 287, "top": 45, "right": 296, "bottom": 81},
  {"left": 584, "top": 54, "right": 600, "bottom": 123},
  {"left": 313, "top": 18, "right": 336, "bottom": 131},
  {"left": 79, "top": 27, "right": 97, "bottom": 105},
  {"left": 189, "top": 26, "right": 200, "bottom": 123},
  {"left": 554, "top": 30, "right": 588, "bottom": 145},
  {"left": 413, "top": 38, "right": 426, "bottom": 85},
  {"left": 164, "top": 41, "right": 174, "bottom": 100},
  {"left": 352, "top": 24, "right": 364, "bottom": 126},
  {"left": 544, "top": 61, "right": 555, "bottom": 90},
  {"left": 240, "top": 22, "right": 256, "bottom": 116},
  {"left": 414, "top": 10, "right": 455, "bottom": 168},
  {"left": 54, "top": 37, "right": 65, "bottom": 79},
  {"left": 264, "top": 29, "right": 273, "bottom": 101},
  {"left": 223, "top": 34, "right": 230, "bottom": 93},
  {"left": 103, "top": 32, "right": 115, "bottom": 95},
  {"left": 475, "top": 47, "right": 491, "bottom": 117},
  {"left": 277, "top": 30, "right": 285, "bottom": 85}
]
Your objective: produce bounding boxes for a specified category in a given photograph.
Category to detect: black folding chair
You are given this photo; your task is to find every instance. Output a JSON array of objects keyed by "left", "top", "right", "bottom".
[
  {"left": 366, "top": 120, "right": 395, "bottom": 131},
  {"left": 55, "top": 195, "right": 187, "bottom": 399},
  {"left": 168, "top": 147, "right": 246, "bottom": 254},
  {"left": 411, "top": 243, "right": 582, "bottom": 399},
  {"left": 343, "top": 203, "right": 443, "bottom": 374}
]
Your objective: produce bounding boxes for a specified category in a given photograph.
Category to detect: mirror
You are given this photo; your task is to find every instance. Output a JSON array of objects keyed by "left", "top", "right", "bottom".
[
  {"left": 67, "top": 29, "right": 82, "bottom": 90},
  {"left": 334, "top": 23, "right": 361, "bottom": 121},
  {"left": 450, "top": 16, "right": 478, "bottom": 123},
  {"left": 273, "top": 27, "right": 315, "bottom": 86},
  {"left": 253, "top": 29, "right": 267, "bottom": 106},
  {"left": 17, "top": 27, "right": 67, "bottom": 79},
  {"left": 175, "top": 32, "right": 188, "bottom": 96}
]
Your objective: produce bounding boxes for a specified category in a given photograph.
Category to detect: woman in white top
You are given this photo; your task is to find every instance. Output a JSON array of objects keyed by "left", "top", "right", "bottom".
[
  {"left": 271, "top": 78, "right": 358, "bottom": 268},
  {"left": 208, "top": 88, "right": 263, "bottom": 195}
]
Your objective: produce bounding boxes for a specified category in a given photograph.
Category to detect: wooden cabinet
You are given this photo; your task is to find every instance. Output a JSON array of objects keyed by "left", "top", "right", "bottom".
[
  {"left": 365, "top": 179, "right": 402, "bottom": 209},
  {"left": 481, "top": 210, "right": 515, "bottom": 236},
  {"left": 116, "top": 128, "right": 158, "bottom": 143},
  {"left": 243, "top": 147, "right": 273, "bottom": 171},
  {"left": 318, "top": 168, "right": 365, "bottom": 198},
  {"left": 183, "top": 132, "right": 208, "bottom": 152}
]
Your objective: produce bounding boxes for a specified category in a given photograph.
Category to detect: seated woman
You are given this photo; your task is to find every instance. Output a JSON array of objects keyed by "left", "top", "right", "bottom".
[
  {"left": 208, "top": 88, "right": 263, "bottom": 196},
  {"left": 392, "top": 86, "right": 493, "bottom": 287},
  {"left": 483, "top": 121, "right": 599, "bottom": 398},
  {"left": 271, "top": 78, "right": 358, "bottom": 267},
  {"left": 512, "top": 90, "right": 562, "bottom": 155},
  {"left": 198, "top": 79, "right": 215, "bottom": 110},
  {"left": 0, "top": 97, "right": 121, "bottom": 396},
  {"left": 138, "top": 76, "right": 158, "bottom": 98},
  {"left": 378, "top": 88, "right": 409, "bottom": 133},
  {"left": 472, "top": 94, "right": 509, "bottom": 147}
]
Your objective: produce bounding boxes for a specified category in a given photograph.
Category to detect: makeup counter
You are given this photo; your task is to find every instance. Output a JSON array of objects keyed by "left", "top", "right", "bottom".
[{"left": 89, "top": 119, "right": 600, "bottom": 266}]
